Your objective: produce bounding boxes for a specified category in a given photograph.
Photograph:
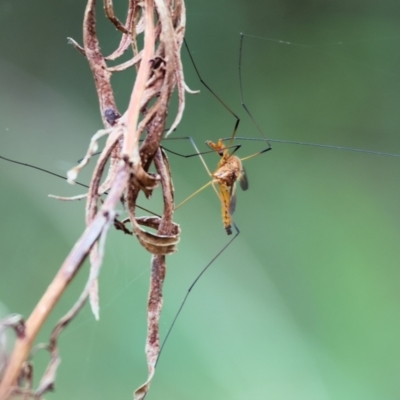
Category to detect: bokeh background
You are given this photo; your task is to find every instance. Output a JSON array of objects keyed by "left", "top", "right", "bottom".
[{"left": 1, "top": 1, "right": 400, "bottom": 399}]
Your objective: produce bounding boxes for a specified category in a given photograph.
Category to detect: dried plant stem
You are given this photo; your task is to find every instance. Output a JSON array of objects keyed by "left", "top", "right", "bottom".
[
  {"left": 0, "top": 1, "right": 157, "bottom": 395},
  {"left": 1, "top": 0, "right": 188, "bottom": 397},
  {"left": 83, "top": 0, "right": 118, "bottom": 125},
  {"left": 134, "top": 149, "right": 174, "bottom": 399},
  {"left": 122, "top": 0, "right": 155, "bottom": 164}
]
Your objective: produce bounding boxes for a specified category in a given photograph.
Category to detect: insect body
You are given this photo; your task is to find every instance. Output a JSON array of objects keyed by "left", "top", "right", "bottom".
[
  {"left": 171, "top": 133, "right": 269, "bottom": 235},
  {"left": 206, "top": 139, "right": 248, "bottom": 234}
]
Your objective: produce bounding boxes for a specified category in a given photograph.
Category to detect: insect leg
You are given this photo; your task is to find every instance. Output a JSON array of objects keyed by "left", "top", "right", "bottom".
[
  {"left": 155, "top": 223, "right": 240, "bottom": 368},
  {"left": 184, "top": 39, "right": 241, "bottom": 148},
  {"left": 0, "top": 154, "right": 159, "bottom": 216},
  {"left": 161, "top": 136, "right": 223, "bottom": 209}
]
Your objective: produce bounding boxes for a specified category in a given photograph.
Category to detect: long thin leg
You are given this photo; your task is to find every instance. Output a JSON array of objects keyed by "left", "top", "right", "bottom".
[
  {"left": 238, "top": 33, "right": 400, "bottom": 159},
  {"left": 184, "top": 39, "right": 241, "bottom": 148},
  {"left": 183, "top": 34, "right": 273, "bottom": 162},
  {"left": 155, "top": 223, "right": 240, "bottom": 368},
  {"left": 0, "top": 155, "right": 159, "bottom": 216},
  {"left": 169, "top": 136, "right": 221, "bottom": 209},
  {"left": 237, "top": 33, "right": 272, "bottom": 155},
  {"left": 226, "top": 136, "right": 400, "bottom": 159},
  {"left": 174, "top": 180, "right": 213, "bottom": 210},
  {"left": 182, "top": 136, "right": 213, "bottom": 176},
  {"left": 165, "top": 139, "right": 236, "bottom": 231},
  {"left": 162, "top": 137, "right": 241, "bottom": 160},
  {"left": 83, "top": 138, "right": 240, "bottom": 162}
]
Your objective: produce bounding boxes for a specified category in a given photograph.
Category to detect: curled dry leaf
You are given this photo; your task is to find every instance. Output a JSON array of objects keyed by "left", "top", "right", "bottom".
[
  {"left": 134, "top": 216, "right": 180, "bottom": 255},
  {"left": 0, "top": 315, "right": 25, "bottom": 341}
]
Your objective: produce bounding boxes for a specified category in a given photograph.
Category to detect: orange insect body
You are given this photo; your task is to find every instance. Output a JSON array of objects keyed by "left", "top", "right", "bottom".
[{"left": 207, "top": 139, "right": 247, "bottom": 235}]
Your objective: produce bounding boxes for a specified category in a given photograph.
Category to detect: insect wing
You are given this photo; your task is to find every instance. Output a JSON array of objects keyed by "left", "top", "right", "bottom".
[
  {"left": 229, "top": 184, "right": 237, "bottom": 215},
  {"left": 230, "top": 165, "right": 248, "bottom": 215},
  {"left": 239, "top": 165, "right": 249, "bottom": 191}
]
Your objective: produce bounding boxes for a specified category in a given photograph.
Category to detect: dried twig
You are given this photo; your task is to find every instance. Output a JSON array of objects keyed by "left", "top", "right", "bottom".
[
  {"left": 0, "top": 0, "right": 189, "bottom": 398},
  {"left": 134, "top": 148, "right": 176, "bottom": 399}
]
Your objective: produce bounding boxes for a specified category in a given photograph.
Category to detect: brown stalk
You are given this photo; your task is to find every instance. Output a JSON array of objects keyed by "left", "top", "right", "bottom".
[
  {"left": 0, "top": 0, "right": 189, "bottom": 397},
  {"left": 134, "top": 148, "right": 176, "bottom": 400}
]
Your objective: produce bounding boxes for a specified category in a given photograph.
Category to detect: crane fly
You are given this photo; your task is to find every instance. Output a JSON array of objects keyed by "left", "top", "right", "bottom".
[
  {"left": 172, "top": 136, "right": 269, "bottom": 235},
  {"left": 168, "top": 36, "right": 275, "bottom": 236},
  {"left": 207, "top": 138, "right": 248, "bottom": 235}
]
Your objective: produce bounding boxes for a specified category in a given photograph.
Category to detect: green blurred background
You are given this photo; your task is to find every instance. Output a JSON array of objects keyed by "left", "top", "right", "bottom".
[{"left": 1, "top": 1, "right": 400, "bottom": 399}]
